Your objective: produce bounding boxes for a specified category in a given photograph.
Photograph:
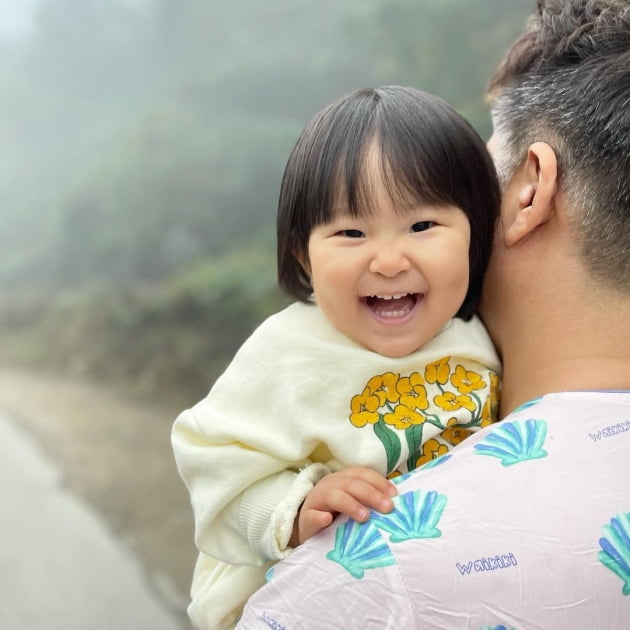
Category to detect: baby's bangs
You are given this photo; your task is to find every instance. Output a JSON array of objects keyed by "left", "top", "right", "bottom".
[
  {"left": 330, "top": 140, "right": 456, "bottom": 219},
  {"left": 329, "top": 135, "right": 385, "bottom": 219},
  {"left": 377, "top": 123, "right": 459, "bottom": 211},
  {"left": 380, "top": 147, "right": 450, "bottom": 211},
  {"left": 305, "top": 105, "right": 378, "bottom": 224}
]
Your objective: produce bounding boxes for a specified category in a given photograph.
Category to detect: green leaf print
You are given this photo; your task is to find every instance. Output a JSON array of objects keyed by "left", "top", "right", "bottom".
[
  {"left": 405, "top": 423, "right": 424, "bottom": 472},
  {"left": 373, "top": 418, "right": 401, "bottom": 475}
]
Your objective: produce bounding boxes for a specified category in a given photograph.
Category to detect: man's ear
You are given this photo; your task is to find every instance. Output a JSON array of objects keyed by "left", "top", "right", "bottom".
[{"left": 504, "top": 142, "right": 558, "bottom": 247}]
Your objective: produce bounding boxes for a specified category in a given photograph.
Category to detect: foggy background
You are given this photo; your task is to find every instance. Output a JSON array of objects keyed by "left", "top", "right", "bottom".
[{"left": 0, "top": 1, "right": 531, "bottom": 628}]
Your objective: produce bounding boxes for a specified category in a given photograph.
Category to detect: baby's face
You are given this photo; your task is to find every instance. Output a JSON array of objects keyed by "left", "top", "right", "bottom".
[{"left": 305, "top": 161, "right": 470, "bottom": 358}]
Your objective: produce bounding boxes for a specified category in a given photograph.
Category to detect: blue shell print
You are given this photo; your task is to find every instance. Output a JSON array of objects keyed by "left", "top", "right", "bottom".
[
  {"left": 598, "top": 511, "right": 630, "bottom": 595},
  {"left": 474, "top": 419, "right": 548, "bottom": 466},
  {"left": 391, "top": 470, "right": 414, "bottom": 486},
  {"left": 511, "top": 396, "right": 543, "bottom": 414},
  {"left": 390, "top": 455, "right": 452, "bottom": 489},
  {"left": 479, "top": 626, "right": 515, "bottom": 630},
  {"left": 326, "top": 519, "right": 395, "bottom": 579},
  {"left": 370, "top": 489, "right": 447, "bottom": 543},
  {"left": 419, "top": 453, "right": 452, "bottom": 472}
]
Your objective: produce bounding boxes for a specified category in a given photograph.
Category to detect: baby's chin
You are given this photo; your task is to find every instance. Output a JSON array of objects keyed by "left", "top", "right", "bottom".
[{"left": 361, "top": 336, "right": 427, "bottom": 359}]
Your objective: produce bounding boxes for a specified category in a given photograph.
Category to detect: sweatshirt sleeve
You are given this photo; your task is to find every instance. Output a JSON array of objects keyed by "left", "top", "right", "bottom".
[
  {"left": 171, "top": 306, "right": 333, "bottom": 566},
  {"left": 172, "top": 404, "right": 330, "bottom": 564},
  {"left": 238, "top": 462, "right": 330, "bottom": 560}
]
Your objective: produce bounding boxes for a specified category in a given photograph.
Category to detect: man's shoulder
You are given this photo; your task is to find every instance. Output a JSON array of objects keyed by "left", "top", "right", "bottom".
[
  {"left": 505, "top": 389, "right": 630, "bottom": 424},
  {"left": 238, "top": 390, "right": 630, "bottom": 628}
]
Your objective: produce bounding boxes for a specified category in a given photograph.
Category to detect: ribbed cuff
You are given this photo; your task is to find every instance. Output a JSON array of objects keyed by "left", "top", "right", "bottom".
[{"left": 238, "top": 463, "right": 330, "bottom": 561}]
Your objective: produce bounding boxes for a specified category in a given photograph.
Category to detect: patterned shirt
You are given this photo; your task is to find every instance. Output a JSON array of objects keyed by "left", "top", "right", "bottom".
[{"left": 237, "top": 391, "right": 630, "bottom": 629}]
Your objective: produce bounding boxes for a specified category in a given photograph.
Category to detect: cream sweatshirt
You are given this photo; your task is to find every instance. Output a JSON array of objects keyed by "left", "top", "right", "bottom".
[{"left": 172, "top": 301, "right": 500, "bottom": 629}]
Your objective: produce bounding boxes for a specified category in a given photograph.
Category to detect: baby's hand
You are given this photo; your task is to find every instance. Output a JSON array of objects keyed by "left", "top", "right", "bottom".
[{"left": 292, "top": 466, "right": 397, "bottom": 545}]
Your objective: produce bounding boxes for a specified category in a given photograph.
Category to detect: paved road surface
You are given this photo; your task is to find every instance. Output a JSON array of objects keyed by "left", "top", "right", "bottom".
[{"left": 0, "top": 410, "right": 186, "bottom": 630}]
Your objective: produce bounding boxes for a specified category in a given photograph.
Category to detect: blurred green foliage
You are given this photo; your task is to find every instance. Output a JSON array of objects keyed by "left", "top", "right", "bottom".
[{"left": 0, "top": 0, "right": 531, "bottom": 404}]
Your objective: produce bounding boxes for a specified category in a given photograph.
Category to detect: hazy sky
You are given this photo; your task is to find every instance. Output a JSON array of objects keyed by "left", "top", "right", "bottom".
[{"left": 0, "top": 0, "right": 39, "bottom": 41}]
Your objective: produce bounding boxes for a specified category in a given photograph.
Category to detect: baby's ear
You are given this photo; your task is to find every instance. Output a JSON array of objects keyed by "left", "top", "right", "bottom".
[{"left": 504, "top": 142, "right": 558, "bottom": 247}]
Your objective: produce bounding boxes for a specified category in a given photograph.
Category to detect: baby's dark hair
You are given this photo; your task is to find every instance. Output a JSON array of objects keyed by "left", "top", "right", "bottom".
[{"left": 277, "top": 85, "right": 500, "bottom": 319}]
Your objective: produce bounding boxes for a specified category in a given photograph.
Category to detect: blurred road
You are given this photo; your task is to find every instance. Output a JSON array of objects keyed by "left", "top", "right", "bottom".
[{"left": 0, "top": 410, "right": 184, "bottom": 630}]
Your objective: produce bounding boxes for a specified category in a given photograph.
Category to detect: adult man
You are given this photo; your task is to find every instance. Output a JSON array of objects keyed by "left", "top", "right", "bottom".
[{"left": 236, "top": 1, "right": 630, "bottom": 627}]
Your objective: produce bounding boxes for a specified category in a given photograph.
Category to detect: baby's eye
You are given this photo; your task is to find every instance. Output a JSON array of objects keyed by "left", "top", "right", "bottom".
[
  {"left": 337, "top": 229, "right": 365, "bottom": 238},
  {"left": 411, "top": 221, "right": 435, "bottom": 233}
]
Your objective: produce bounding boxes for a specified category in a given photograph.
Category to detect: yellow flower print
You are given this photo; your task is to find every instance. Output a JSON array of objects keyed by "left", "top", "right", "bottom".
[
  {"left": 425, "top": 356, "right": 450, "bottom": 385},
  {"left": 434, "top": 391, "right": 476, "bottom": 412},
  {"left": 366, "top": 372, "right": 400, "bottom": 406},
  {"left": 441, "top": 417, "right": 473, "bottom": 445},
  {"left": 383, "top": 404, "right": 425, "bottom": 430},
  {"left": 349, "top": 386, "right": 381, "bottom": 427},
  {"left": 480, "top": 397, "right": 493, "bottom": 427},
  {"left": 490, "top": 371, "right": 500, "bottom": 397},
  {"left": 396, "top": 372, "right": 429, "bottom": 411},
  {"left": 490, "top": 371, "right": 501, "bottom": 409},
  {"left": 451, "top": 364, "right": 485, "bottom": 394},
  {"left": 415, "top": 438, "right": 449, "bottom": 468},
  {"left": 481, "top": 371, "right": 501, "bottom": 427}
]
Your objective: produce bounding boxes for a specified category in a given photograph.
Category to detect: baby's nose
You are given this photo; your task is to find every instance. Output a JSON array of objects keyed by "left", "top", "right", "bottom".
[{"left": 368, "top": 244, "right": 411, "bottom": 277}]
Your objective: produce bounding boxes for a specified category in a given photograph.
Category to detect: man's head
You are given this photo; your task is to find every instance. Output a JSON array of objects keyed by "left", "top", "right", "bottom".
[
  {"left": 480, "top": 0, "right": 630, "bottom": 411},
  {"left": 487, "top": 0, "right": 630, "bottom": 291}
]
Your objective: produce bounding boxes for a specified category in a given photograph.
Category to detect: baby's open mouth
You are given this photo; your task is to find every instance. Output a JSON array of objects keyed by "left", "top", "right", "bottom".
[{"left": 364, "top": 293, "right": 419, "bottom": 319}]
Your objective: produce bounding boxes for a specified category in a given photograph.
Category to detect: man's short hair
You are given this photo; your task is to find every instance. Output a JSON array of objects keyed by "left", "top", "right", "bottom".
[{"left": 488, "top": 0, "right": 630, "bottom": 292}]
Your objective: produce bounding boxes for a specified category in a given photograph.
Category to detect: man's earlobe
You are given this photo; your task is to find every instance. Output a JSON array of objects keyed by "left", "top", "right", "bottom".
[
  {"left": 504, "top": 142, "right": 558, "bottom": 247},
  {"left": 504, "top": 204, "right": 533, "bottom": 246}
]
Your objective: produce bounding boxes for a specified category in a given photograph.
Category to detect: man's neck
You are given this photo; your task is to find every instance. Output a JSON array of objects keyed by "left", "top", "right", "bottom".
[
  {"left": 497, "top": 297, "right": 630, "bottom": 417},
  {"left": 500, "top": 356, "right": 630, "bottom": 417}
]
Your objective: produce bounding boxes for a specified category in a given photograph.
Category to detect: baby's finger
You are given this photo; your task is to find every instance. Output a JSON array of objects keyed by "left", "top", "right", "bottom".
[
  {"left": 343, "top": 466, "right": 398, "bottom": 498},
  {"left": 299, "top": 508, "right": 333, "bottom": 543},
  {"left": 342, "top": 477, "right": 395, "bottom": 514},
  {"left": 323, "top": 484, "right": 387, "bottom": 520}
]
